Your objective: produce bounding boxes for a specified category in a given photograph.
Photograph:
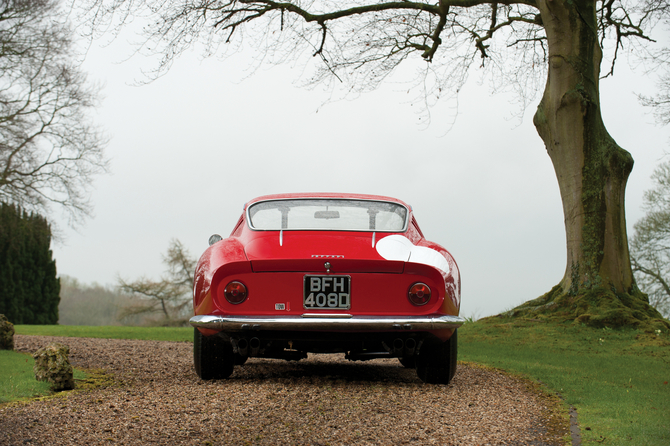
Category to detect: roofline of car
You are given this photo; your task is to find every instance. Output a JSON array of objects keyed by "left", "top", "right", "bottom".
[{"left": 243, "top": 193, "right": 413, "bottom": 210}]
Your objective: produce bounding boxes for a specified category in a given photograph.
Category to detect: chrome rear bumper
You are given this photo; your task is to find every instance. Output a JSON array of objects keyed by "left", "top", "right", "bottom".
[{"left": 190, "top": 314, "right": 465, "bottom": 332}]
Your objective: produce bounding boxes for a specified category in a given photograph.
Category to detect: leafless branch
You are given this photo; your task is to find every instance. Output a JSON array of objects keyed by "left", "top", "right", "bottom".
[
  {"left": 0, "top": 0, "right": 108, "bottom": 226},
  {"left": 72, "top": 0, "right": 670, "bottom": 127},
  {"left": 118, "top": 239, "right": 196, "bottom": 323}
]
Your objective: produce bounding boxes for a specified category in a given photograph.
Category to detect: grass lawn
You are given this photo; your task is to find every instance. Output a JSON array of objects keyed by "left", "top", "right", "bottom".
[
  {"left": 5, "top": 321, "right": 670, "bottom": 445},
  {"left": 0, "top": 349, "right": 86, "bottom": 404},
  {"left": 459, "top": 318, "right": 670, "bottom": 446},
  {"left": 0, "top": 349, "right": 52, "bottom": 404},
  {"left": 14, "top": 324, "right": 193, "bottom": 342}
]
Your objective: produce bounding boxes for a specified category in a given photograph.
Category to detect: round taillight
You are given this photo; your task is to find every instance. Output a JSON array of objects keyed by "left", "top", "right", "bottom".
[
  {"left": 408, "top": 283, "right": 431, "bottom": 306},
  {"left": 224, "top": 281, "right": 248, "bottom": 304}
]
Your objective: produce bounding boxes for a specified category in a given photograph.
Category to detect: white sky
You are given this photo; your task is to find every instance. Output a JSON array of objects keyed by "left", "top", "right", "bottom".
[{"left": 51, "top": 29, "right": 669, "bottom": 319}]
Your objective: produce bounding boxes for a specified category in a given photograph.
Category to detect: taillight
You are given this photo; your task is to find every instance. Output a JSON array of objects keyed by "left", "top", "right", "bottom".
[
  {"left": 224, "top": 281, "right": 248, "bottom": 304},
  {"left": 408, "top": 283, "right": 431, "bottom": 306}
]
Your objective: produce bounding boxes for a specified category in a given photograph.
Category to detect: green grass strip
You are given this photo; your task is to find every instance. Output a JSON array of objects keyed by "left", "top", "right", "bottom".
[
  {"left": 14, "top": 325, "right": 192, "bottom": 342},
  {"left": 0, "top": 350, "right": 53, "bottom": 404},
  {"left": 459, "top": 319, "right": 670, "bottom": 446}
]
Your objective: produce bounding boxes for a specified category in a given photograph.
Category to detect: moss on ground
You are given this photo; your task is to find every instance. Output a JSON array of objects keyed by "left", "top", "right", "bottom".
[{"left": 505, "top": 285, "right": 670, "bottom": 332}]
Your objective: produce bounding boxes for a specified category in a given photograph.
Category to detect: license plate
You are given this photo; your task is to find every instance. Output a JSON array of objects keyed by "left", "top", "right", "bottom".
[{"left": 303, "top": 275, "right": 351, "bottom": 310}]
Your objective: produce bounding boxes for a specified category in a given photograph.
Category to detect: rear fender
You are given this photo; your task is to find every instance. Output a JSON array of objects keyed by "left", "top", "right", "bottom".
[
  {"left": 403, "top": 262, "right": 458, "bottom": 316},
  {"left": 193, "top": 237, "right": 249, "bottom": 311},
  {"left": 415, "top": 240, "right": 461, "bottom": 313}
]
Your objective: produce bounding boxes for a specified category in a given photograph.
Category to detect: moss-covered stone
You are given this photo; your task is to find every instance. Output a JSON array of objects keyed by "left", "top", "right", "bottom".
[
  {"left": 0, "top": 314, "right": 15, "bottom": 350},
  {"left": 33, "top": 342, "right": 75, "bottom": 391},
  {"left": 506, "top": 286, "right": 670, "bottom": 332}
]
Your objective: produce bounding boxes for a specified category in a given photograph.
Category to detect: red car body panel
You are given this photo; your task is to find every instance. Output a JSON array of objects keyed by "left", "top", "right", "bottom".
[{"left": 192, "top": 194, "right": 461, "bottom": 342}]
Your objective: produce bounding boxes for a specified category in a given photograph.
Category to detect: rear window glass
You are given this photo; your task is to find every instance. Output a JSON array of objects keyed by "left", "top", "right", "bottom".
[{"left": 248, "top": 199, "right": 408, "bottom": 231}]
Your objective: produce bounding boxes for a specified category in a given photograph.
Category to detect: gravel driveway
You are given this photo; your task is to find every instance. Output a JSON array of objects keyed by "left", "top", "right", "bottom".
[{"left": 1, "top": 335, "right": 567, "bottom": 445}]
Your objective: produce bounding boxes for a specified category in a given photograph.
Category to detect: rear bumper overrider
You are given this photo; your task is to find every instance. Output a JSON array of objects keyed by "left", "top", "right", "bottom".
[{"left": 190, "top": 314, "right": 465, "bottom": 332}]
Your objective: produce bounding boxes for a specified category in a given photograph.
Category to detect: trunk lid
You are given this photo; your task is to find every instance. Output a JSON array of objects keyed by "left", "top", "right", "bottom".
[{"left": 245, "top": 231, "right": 405, "bottom": 273}]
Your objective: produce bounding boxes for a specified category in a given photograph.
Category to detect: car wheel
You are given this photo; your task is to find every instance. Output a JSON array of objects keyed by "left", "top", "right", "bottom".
[
  {"left": 193, "top": 328, "right": 235, "bottom": 380},
  {"left": 416, "top": 329, "right": 458, "bottom": 384},
  {"left": 398, "top": 356, "right": 416, "bottom": 368}
]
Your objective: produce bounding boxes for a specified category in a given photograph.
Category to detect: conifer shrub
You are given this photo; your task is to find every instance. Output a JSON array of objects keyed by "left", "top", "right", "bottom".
[{"left": 0, "top": 203, "right": 60, "bottom": 324}]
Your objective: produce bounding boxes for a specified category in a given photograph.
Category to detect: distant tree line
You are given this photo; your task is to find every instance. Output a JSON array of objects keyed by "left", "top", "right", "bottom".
[
  {"left": 58, "top": 276, "right": 147, "bottom": 326},
  {"left": 0, "top": 203, "right": 59, "bottom": 324},
  {"left": 58, "top": 239, "right": 196, "bottom": 327}
]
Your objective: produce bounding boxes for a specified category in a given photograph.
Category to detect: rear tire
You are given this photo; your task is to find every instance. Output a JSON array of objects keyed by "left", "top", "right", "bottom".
[
  {"left": 416, "top": 329, "right": 458, "bottom": 384},
  {"left": 193, "top": 328, "right": 235, "bottom": 380}
]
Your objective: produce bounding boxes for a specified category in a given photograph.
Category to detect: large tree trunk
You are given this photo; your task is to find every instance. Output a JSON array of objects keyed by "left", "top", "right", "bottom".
[
  {"left": 534, "top": 0, "right": 633, "bottom": 293},
  {"left": 514, "top": 0, "right": 668, "bottom": 329}
]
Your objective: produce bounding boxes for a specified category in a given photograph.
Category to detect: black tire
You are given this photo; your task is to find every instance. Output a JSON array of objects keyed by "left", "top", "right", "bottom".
[
  {"left": 416, "top": 329, "right": 458, "bottom": 384},
  {"left": 193, "top": 328, "right": 235, "bottom": 380},
  {"left": 398, "top": 356, "right": 416, "bottom": 368}
]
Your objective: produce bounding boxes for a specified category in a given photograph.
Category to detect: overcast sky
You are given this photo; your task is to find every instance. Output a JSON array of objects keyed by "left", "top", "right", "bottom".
[{"left": 51, "top": 28, "right": 669, "bottom": 320}]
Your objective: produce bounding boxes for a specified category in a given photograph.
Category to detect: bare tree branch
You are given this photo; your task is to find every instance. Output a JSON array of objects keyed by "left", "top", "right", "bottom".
[
  {"left": 0, "top": 0, "right": 108, "bottom": 226},
  {"left": 630, "top": 160, "right": 670, "bottom": 317},
  {"left": 118, "top": 239, "right": 196, "bottom": 325}
]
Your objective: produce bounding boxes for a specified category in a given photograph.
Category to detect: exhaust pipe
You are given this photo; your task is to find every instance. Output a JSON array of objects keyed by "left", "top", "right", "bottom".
[
  {"left": 404, "top": 338, "right": 416, "bottom": 356},
  {"left": 235, "top": 338, "right": 249, "bottom": 356},
  {"left": 249, "top": 337, "right": 261, "bottom": 356},
  {"left": 393, "top": 338, "right": 404, "bottom": 354}
]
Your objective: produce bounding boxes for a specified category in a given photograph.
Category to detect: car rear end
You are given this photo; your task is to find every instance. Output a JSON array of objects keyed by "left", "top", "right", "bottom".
[{"left": 191, "top": 195, "right": 464, "bottom": 383}]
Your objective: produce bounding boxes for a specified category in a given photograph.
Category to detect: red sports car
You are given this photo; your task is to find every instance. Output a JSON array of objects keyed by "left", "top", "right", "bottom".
[{"left": 190, "top": 193, "right": 464, "bottom": 384}]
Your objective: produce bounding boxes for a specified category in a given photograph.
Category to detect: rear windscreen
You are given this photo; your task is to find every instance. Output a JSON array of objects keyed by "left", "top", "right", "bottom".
[{"left": 248, "top": 199, "right": 408, "bottom": 231}]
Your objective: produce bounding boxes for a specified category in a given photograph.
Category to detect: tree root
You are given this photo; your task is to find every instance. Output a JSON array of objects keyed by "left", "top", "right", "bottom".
[{"left": 503, "top": 285, "right": 670, "bottom": 331}]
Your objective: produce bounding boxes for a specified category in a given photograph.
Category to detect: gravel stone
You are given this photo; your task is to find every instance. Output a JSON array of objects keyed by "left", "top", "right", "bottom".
[{"left": 0, "top": 335, "right": 566, "bottom": 445}]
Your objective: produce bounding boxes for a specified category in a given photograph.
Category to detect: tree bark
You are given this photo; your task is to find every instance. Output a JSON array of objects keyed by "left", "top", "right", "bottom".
[{"left": 533, "top": 0, "right": 635, "bottom": 295}]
